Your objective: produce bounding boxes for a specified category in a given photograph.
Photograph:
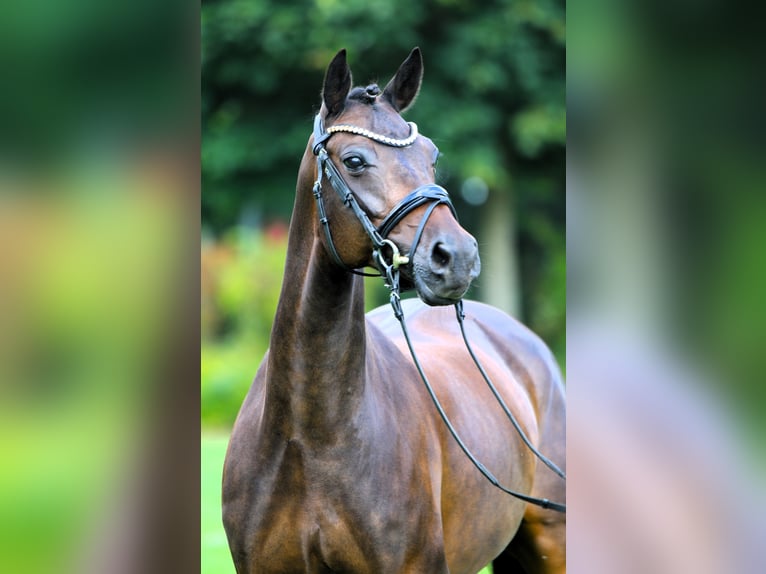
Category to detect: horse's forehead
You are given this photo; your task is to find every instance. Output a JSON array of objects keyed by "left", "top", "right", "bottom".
[
  {"left": 333, "top": 103, "right": 436, "bottom": 160},
  {"left": 338, "top": 100, "right": 407, "bottom": 133}
]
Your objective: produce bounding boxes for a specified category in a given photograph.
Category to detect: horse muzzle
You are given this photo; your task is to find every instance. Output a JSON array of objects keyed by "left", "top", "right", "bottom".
[{"left": 411, "top": 229, "right": 481, "bottom": 305}]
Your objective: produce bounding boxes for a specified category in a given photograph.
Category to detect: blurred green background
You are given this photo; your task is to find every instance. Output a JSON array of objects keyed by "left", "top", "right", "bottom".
[{"left": 1, "top": 0, "right": 196, "bottom": 572}]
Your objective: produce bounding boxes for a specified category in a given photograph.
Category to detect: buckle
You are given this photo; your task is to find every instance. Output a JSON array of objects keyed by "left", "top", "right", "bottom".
[{"left": 376, "top": 239, "right": 410, "bottom": 271}]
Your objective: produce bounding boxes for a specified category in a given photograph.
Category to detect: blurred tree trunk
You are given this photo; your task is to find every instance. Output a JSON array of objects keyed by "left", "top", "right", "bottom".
[{"left": 479, "top": 189, "right": 521, "bottom": 318}]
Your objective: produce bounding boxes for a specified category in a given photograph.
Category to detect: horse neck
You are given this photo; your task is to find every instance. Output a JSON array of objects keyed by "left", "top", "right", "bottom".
[{"left": 264, "top": 145, "right": 368, "bottom": 442}]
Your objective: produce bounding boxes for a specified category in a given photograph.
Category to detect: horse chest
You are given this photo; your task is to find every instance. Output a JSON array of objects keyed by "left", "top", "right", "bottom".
[{"left": 245, "top": 437, "right": 444, "bottom": 573}]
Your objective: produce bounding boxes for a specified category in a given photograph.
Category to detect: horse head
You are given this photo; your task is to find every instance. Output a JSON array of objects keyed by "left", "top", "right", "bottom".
[{"left": 312, "top": 48, "right": 481, "bottom": 305}]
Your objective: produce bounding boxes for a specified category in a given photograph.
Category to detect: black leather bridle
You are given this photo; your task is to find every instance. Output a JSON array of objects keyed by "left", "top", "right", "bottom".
[
  {"left": 312, "top": 113, "right": 456, "bottom": 276},
  {"left": 311, "top": 113, "right": 566, "bottom": 513}
]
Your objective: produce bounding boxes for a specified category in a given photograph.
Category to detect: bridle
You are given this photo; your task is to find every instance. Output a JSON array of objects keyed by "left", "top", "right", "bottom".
[
  {"left": 311, "top": 113, "right": 566, "bottom": 513},
  {"left": 312, "top": 113, "right": 454, "bottom": 277}
]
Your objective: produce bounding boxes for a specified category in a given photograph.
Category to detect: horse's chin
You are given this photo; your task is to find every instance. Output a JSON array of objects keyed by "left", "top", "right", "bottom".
[
  {"left": 383, "top": 262, "right": 471, "bottom": 306},
  {"left": 412, "top": 272, "right": 469, "bottom": 306}
]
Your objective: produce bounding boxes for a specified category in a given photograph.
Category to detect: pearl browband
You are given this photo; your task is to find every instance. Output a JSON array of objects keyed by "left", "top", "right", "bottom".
[{"left": 326, "top": 122, "right": 419, "bottom": 147}]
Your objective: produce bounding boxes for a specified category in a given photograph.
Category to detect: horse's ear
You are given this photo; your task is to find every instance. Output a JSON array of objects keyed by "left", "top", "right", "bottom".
[
  {"left": 382, "top": 47, "right": 424, "bottom": 113},
  {"left": 322, "top": 49, "right": 352, "bottom": 117}
]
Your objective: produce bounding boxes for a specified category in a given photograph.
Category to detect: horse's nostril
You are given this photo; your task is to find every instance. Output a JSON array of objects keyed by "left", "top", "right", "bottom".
[{"left": 431, "top": 242, "right": 452, "bottom": 268}]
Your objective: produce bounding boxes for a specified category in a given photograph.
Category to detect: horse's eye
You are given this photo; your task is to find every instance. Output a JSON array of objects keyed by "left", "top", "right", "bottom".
[{"left": 342, "top": 155, "right": 366, "bottom": 172}]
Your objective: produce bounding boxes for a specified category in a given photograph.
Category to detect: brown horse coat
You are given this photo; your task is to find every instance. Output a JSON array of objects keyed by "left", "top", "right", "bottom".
[{"left": 223, "top": 48, "right": 565, "bottom": 574}]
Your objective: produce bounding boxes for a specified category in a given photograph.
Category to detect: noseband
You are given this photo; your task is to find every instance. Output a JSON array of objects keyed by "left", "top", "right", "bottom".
[
  {"left": 312, "top": 113, "right": 456, "bottom": 276},
  {"left": 310, "top": 113, "right": 566, "bottom": 513}
]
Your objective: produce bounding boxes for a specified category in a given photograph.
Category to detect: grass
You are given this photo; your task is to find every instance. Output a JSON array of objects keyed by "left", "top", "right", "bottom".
[
  {"left": 201, "top": 432, "right": 492, "bottom": 574},
  {"left": 202, "top": 432, "right": 236, "bottom": 574}
]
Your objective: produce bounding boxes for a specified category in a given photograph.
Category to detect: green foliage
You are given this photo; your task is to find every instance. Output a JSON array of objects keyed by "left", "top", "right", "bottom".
[
  {"left": 202, "top": 0, "right": 564, "bottom": 228},
  {"left": 201, "top": 226, "right": 288, "bottom": 426}
]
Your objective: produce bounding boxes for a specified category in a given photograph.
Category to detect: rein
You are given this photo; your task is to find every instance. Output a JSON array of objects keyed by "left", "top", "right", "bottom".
[{"left": 311, "top": 114, "right": 566, "bottom": 513}]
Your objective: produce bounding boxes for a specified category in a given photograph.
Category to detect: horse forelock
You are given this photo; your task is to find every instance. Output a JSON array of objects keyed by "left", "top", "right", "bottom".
[{"left": 348, "top": 83, "right": 382, "bottom": 104}]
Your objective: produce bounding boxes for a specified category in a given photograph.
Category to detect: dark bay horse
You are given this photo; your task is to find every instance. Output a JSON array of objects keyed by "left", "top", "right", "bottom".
[{"left": 222, "top": 48, "right": 566, "bottom": 574}]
